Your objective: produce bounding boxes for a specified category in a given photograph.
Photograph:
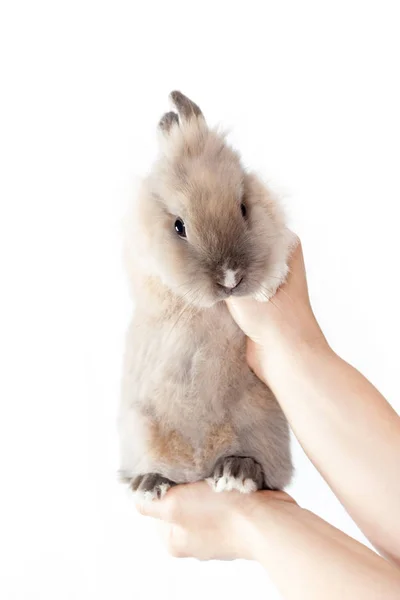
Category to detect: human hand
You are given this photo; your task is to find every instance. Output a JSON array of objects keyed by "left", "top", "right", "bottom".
[
  {"left": 227, "top": 239, "right": 328, "bottom": 383},
  {"left": 136, "top": 481, "right": 296, "bottom": 561}
]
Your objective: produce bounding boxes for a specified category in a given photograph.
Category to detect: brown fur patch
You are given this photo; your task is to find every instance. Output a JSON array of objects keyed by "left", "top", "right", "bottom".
[
  {"left": 148, "top": 420, "right": 195, "bottom": 466},
  {"left": 201, "top": 421, "right": 236, "bottom": 463},
  {"left": 148, "top": 419, "right": 237, "bottom": 471}
]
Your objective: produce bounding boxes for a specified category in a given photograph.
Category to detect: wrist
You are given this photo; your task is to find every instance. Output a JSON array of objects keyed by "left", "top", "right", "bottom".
[
  {"left": 268, "top": 305, "right": 326, "bottom": 350},
  {"left": 261, "top": 339, "right": 333, "bottom": 393},
  {"left": 258, "top": 315, "right": 332, "bottom": 380}
]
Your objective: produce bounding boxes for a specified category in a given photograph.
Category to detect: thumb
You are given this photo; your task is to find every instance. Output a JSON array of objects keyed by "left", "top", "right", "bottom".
[{"left": 226, "top": 296, "right": 269, "bottom": 343}]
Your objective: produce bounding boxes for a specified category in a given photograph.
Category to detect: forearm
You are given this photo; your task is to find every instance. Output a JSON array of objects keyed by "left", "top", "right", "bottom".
[
  {"left": 261, "top": 340, "right": 400, "bottom": 564},
  {"left": 239, "top": 495, "right": 400, "bottom": 600}
]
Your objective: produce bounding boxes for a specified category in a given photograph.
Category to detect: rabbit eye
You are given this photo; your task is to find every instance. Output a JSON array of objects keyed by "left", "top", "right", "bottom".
[
  {"left": 174, "top": 218, "right": 186, "bottom": 238},
  {"left": 240, "top": 203, "right": 247, "bottom": 218}
]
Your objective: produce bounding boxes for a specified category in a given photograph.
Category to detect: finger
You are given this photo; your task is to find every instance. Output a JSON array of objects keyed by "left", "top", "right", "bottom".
[
  {"left": 226, "top": 296, "right": 268, "bottom": 342},
  {"left": 226, "top": 296, "right": 258, "bottom": 319},
  {"left": 135, "top": 485, "right": 183, "bottom": 522},
  {"left": 289, "top": 240, "right": 303, "bottom": 268},
  {"left": 287, "top": 231, "right": 300, "bottom": 255},
  {"left": 246, "top": 341, "right": 264, "bottom": 373},
  {"left": 261, "top": 490, "right": 297, "bottom": 504},
  {"left": 283, "top": 240, "right": 308, "bottom": 293},
  {"left": 156, "top": 522, "right": 189, "bottom": 558},
  {"left": 135, "top": 495, "right": 168, "bottom": 520}
]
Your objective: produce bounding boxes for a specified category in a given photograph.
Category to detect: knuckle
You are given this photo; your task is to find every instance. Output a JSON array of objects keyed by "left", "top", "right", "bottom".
[
  {"left": 168, "top": 543, "right": 185, "bottom": 558},
  {"left": 166, "top": 526, "right": 187, "bottom": 559},
  {"left": 135, "top": 500, "right": 148, "bottom": 517}
]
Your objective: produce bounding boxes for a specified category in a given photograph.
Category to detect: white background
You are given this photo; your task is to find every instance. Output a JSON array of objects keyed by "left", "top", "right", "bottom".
[{"left": 1, "top": 1, "right": 399, "bottom": 599}]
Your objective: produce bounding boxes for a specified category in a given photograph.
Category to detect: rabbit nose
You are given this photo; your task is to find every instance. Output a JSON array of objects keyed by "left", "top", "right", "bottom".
[{"left": 216, "top": 268, "right": 244, "bottom": 293}]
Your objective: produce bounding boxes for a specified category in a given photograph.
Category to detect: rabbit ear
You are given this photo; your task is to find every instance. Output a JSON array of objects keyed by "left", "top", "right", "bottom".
[
  {"left": 169, "top": 90, "right": 204, "bottom": 122},
  {"left": 158, "top": 92, "right": 204, "bottom": 136},
  {"left": 158, "top": 111, "right": 179, "bottom": 134},
  {"left": 157, "top": 92, "right": 206, "bottom": 149}
]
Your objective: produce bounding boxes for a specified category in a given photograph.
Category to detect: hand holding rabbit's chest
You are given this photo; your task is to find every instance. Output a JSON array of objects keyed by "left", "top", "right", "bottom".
[{"left": 119, "top": 91, "right": 294, "bottom": 501}]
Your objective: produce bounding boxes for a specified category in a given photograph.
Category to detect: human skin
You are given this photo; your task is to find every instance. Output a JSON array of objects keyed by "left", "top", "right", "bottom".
[
  {"left": 137, "top": 483, "right": 400, "bottom": 600},
  {"left": 136, "top": 241, "right": 400, "bottom": 598},
  {"left": 227, "top": 242, "right": 400, "bottom": 566}
]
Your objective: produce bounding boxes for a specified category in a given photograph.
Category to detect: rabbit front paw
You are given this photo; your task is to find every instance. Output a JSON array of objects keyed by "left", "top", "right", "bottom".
[
  {"left": 130, "top": 473, "right": 175, "bottom": 501},
  {"left": 207, "top": 456, "right": 264, "bottom": 493}
]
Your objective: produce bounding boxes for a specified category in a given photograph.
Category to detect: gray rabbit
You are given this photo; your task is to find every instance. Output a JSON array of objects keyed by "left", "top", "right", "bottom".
[{"left": 119, "top": 92, "right": 294, "bottom": 500}]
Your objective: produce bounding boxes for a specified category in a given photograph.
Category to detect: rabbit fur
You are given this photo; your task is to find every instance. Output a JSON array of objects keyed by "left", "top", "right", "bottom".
[{"left": 119, "top": 91, "right": 294, "bottom": 500}]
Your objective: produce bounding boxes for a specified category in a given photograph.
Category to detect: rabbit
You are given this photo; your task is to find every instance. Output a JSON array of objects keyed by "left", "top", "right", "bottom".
[{"left": 119, "top": 91, "right": 295, "bottom": 501}]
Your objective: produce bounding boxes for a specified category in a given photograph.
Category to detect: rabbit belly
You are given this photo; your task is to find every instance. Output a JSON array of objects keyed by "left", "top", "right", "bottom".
[
  {"left": 118, "top": 405, "right": 242, "bottom": 484},
  {"left": 119, "top": 304, "right": 292, "bottom": 488},
  {"left": 119, "top": 385, "right": 292, "bottom": 488}
]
